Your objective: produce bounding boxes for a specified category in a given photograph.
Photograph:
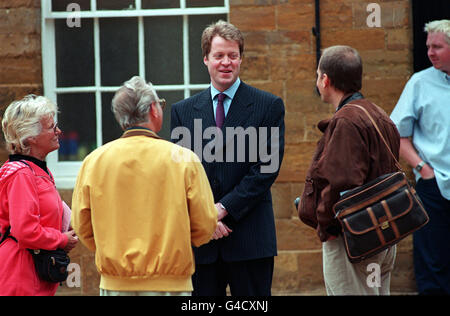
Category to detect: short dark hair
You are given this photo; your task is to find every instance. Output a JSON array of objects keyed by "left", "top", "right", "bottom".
[{"left": 318, "top": 45, "right": 362, "bottom": 94}]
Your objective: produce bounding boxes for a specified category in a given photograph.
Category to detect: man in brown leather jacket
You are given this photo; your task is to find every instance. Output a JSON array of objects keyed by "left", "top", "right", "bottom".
[{"left": 298, "top": 45, "right": 400, "bottom": 295}]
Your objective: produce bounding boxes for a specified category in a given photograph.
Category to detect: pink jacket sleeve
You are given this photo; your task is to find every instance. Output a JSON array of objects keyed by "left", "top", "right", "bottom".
[{"left": 7, "top": 171, "right": 68, "bottom": 250}]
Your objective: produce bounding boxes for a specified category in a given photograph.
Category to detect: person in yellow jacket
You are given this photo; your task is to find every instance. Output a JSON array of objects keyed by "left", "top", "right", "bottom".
[{"left": 71, "top": 76, "right": 217, "bottom": 296}]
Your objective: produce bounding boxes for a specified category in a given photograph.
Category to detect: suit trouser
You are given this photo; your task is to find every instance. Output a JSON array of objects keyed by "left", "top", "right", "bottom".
[
  {"left": 322, "top": 236, "right": 396, "bottom": 295},
  {"left": 413, "top": 177, "right": 450, "bottom": 295},
  {"left": 192, "top": 256, "right": 274, "bottom": 296}
]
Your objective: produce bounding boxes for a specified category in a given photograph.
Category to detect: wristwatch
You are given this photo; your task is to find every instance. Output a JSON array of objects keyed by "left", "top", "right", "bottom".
[{"left": 414, "top": 161, "right": 426, "bottom": 172}]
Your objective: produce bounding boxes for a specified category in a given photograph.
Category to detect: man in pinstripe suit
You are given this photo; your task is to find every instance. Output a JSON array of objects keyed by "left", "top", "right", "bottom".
[{"left": 170, "top": 21, "right": 285, "bottom": 296}]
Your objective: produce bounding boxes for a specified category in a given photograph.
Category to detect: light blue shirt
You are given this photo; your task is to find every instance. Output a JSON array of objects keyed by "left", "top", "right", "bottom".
[
  {"left": 210, "top": 77, "right": 241, "bottom": 121},
  {"left": 390, "top": 67, "right": 450, "bottom": 199}
]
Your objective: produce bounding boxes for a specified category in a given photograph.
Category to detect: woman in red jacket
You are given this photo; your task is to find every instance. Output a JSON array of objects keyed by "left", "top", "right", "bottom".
[{"left": 0, "top": 95, "right": 78, "bottom": 296}]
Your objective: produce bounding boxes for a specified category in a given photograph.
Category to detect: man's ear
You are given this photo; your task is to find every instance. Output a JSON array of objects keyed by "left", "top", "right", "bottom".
[
  {"left": 322, "top": 74, "right": 330, "bottom": 87},
  {"left": 149, "top": 102, "right": 158, "bottom": 118},
  {"left": 322, "top": 73, "right": 331, "bottom": 88},
  {"left": 203, "top": 55, "right": 209, "bottom": 67}
]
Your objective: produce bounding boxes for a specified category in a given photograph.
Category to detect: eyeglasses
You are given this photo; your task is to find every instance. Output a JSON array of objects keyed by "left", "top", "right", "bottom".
[
  {"left": 158, "top": 98, "right": 166, "bottom": 110},
  {"left": 50, "top": 121, "right": 58, "bottom": 133}
]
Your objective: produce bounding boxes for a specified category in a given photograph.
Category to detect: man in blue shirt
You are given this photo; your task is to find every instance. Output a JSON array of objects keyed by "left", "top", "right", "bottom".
[{"left": 390, "top": 19, "right": 450, "bottom": 295}]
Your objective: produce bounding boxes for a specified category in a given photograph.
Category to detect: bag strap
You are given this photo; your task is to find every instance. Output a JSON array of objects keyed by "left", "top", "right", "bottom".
[
  {"left": 0, "top": 226, "right": 17, "bottom": 245},
  {"left": 347, "top": 103, "right": 403, "bottom": 172}
]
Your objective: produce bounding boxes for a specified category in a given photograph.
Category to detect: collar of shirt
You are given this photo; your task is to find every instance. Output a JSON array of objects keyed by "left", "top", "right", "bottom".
[
  {"left": 433, "top": 67, "right": 450, "bottom": 84},
  {"left": 9, "top": 154, "right": 49, "bottom": 175},
  {"left": 335, "top": 92, "right": 364, "bottom": 112},
  {"left": 122, "top": 126, "right": 160, "bottom": 139},
  {"left": 444, "top": 73, "right": 450, "bottom": 84},
  {"left": 210, "top": 77, "right": 241, "bottom": 119}
]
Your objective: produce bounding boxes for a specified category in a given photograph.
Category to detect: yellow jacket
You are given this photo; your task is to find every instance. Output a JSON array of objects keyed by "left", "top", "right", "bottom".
[{"left": 71, "top": 128, "right": 217, "bottom": 292}]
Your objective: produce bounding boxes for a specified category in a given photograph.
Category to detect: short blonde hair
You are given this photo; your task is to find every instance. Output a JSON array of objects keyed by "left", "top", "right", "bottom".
[
  {"left": 424, "top": 19, "right": 450, "bottom": 44},
  {"left": 2, "top": 94, "right": 58, "bottom": 155}
]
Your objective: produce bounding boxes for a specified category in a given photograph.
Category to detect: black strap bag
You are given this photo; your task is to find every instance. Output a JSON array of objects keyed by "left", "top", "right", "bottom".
[
  {"left": 332, "top": 104, "right": 429, "bottom": 263},
  {"left": 28, "top": 248, "right": 70, "bottom": 283},
  {"left": 0, "top": 227, "right": 70, "bottom": 283}
]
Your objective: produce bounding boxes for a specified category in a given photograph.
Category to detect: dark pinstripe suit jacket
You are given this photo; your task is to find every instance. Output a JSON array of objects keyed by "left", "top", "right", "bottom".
[{"left": 170, "top": 81, "right": 285, "bottom": 264}]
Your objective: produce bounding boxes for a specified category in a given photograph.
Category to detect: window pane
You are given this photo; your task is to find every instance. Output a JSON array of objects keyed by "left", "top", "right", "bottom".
[
  {"left": 52, "top": 0, "right": 90, "bottom": 11},
  {"left": 145, "top": 17, "right": 183, "bottom": 85},
  {"left": 157, "top": 90, "right": 184, "bottom": 140},
  {"left": 55, "top": 19, "right": 94, "bottom": 87},
  {"left": 97, "top": 0, "right": 135, "bottom": 10},
  {"left": 100, "top": 18, "right": 139, "bottom": 86},
  {"left": 102, "top": 93, "right": 123, "bottom": 144},
  {"left": 57, "top": 93, "right": 97, "bottom": 161},
  {"left": 142, "top": 0, "right": 179, "bottom": 9},
  {"left": 189, "top": 14, "right": 227, "bottom": 84},
  {"left": 186, "top": 0, "right": 224, "bottom": 7}
]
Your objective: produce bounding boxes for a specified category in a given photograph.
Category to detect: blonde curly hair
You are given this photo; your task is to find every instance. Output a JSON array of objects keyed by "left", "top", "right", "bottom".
[{"left": 2, "top": 94, "right": 58, "bottom": 155}]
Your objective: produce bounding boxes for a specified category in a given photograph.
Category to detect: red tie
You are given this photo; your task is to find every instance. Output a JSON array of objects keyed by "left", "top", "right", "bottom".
[{"left": 216, "top": 93, "right": 225, "bottom": 128}]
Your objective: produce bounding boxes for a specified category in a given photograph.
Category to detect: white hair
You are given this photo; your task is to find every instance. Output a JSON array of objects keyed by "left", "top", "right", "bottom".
[
  {"left": 2, "top": 95, "right": 58, "bottom": 155},
  {"left": 111, "top": 76, "right": 159, "bottom": 130},
  {"left": 424, "top": 19, "right": 450, "bottom": 44}
]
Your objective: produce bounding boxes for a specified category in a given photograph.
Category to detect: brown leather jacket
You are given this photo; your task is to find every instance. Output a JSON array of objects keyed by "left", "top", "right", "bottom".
[{"left": 298, "top": 98, "right": 400, "bottom": 242}]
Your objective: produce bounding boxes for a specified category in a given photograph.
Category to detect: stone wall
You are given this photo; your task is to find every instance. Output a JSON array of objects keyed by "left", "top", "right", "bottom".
[
  {"left": 0, "top": 0, "right": 417, "bottom": 295},
  {"left": 0, "top": 0, "right": 42, "bottom": 159}
]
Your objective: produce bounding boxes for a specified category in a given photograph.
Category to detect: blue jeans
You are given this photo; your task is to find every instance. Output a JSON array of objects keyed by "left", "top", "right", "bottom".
[{"left": 414, "top": 177, "right": 450, "bottom": 295}]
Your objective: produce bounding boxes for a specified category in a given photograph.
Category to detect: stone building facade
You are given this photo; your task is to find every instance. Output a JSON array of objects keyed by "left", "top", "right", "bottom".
[{"left": 1, "top": 0, "right": 417, "bottom": 295}]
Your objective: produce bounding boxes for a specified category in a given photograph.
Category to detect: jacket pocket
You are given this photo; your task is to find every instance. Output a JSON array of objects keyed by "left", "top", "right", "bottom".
[{"left": 298, "top": 177, "right": 319, "bottom": 228}]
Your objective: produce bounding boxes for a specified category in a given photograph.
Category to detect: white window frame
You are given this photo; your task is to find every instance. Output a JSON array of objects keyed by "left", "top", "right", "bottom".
[{"left": 41, "top": 0, "right": 229, "bottom": 189}]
